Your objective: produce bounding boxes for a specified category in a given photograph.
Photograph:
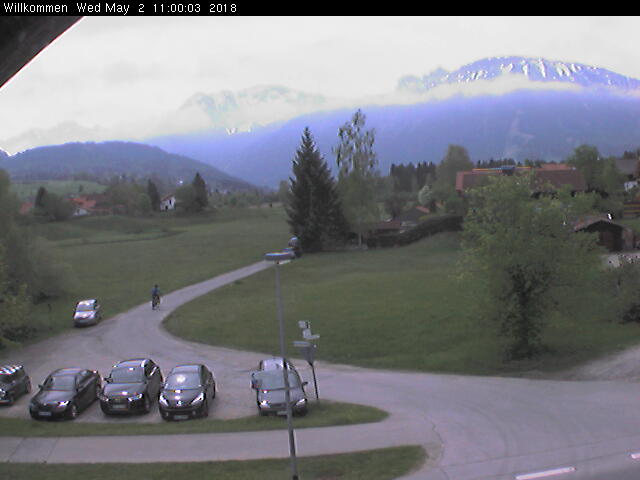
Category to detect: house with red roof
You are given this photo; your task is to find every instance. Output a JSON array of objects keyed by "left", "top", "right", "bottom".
[{"left": 455, "top": 164, "right": 587, "bottom": 195}]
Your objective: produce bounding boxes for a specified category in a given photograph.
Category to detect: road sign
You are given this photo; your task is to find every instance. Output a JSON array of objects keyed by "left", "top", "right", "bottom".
[
  {"left": 302, "top": 329, "right": 320, "bottom": 340},
  {"left": 293, "top": 340, "right": 310, "bottom": 348},
  {"left": 298, "top": 321, "right": 310, "bottom": 329}
]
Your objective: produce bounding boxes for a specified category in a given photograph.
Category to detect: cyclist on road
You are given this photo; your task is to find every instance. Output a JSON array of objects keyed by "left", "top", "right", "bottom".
[{"left": 151, "top": 285, "right": 161, "bottom": 309}]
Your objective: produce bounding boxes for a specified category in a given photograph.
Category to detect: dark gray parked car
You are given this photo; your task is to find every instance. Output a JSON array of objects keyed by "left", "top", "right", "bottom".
[
  {"left": 158, "top": 364, "right": 216, "bottom": 421},
  {"left": 99, "top": 358, "right": 163, "bottom": 415},
  {"left": 251, "top": 369, "right": 308, "bottom": 416},
  {"left": 0, "top": 365, "right": 31, "bottom": 405},
  {"left": 29, "top": 368, "right": 101, "bottom": 420}
]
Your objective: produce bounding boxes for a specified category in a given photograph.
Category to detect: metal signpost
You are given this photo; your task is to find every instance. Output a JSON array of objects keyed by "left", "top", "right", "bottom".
[
  {"left": 294, "top": 321, "right": 320, "bottom": 404},
  {"left": 264, "top": 250, "right": 298, "bottom": 480}
]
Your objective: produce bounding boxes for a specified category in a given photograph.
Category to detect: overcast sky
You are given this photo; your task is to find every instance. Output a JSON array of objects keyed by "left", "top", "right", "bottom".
[{"left": 1, "top": 16, "right": 639, "bottom": 152}]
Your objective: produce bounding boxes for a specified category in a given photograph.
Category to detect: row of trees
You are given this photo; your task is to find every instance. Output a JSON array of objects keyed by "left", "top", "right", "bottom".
[{"left": 285, "top": 110, "right": 382, "bottom": 252}]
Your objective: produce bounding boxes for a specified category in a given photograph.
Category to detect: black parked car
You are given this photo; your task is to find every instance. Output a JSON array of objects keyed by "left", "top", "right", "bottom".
[
  {"left": 73, "top": 299, "right": 102, "bottom": 327},
  {"left": 29, "top": 368, "right": 101, "bottom": 420},
  {"left": 99, "top": 358, "right": 163, "bottom": 415},
  {"left": 158, "top": 364, "right": 216, "bottom": 421},
  {"left": 0, "top": 365, "right": 31, "bottom": 405},
  {"left": 251, "top": 368, "right": 308, "bottom": 416}
]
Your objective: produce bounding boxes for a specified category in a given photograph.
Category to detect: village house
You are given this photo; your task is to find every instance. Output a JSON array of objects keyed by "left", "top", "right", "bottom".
[
  {"left": 455, "top": 164, "right": 587, "bottom": 196},
  {"left": 160, "top": 193, "right": 176, "bottom": 211}
]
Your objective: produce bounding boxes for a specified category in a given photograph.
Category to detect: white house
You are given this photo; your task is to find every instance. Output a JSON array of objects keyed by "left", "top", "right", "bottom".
[{"left": 160, "top": 194, "right": 176, "bottom": 211}]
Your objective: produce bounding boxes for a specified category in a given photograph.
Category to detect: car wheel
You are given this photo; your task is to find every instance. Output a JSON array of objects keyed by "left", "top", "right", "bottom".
[
  {"left": 142, "top": 395, "right": 151, "bottom": 413},
  {"left": 68, "top": 403, "right": 78, "bottom": 420},
  {"left": 200, "top": 398, "right": 209, "bottom": 418},
  {"left": 5, "top": 393, "right": 14, "bottom": 406}
]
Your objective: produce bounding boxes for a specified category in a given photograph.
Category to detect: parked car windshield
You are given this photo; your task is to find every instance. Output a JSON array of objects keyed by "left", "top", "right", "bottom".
[
  {"left": 43, "top": 375, "right": 75, "bottom": 391},
  {"left": 257, "top": 371, "right": 301, "bottom": 390},
  {"left": 164, "top": 372, "right": 200, "bottom": 390},
  {"left": 109, "top": 367, "right": 144, "bottom": 383},
  {"left": 76, "top": 302, "right": 94, "bottom": 312}
]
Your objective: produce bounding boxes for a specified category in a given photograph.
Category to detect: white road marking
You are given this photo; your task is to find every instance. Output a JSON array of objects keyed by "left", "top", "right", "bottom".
[{"left": 515, "top": 466, "right": 576, "bottom": 480}]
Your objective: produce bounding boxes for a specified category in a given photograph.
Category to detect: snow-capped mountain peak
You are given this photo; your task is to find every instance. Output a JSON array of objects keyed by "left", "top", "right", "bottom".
[
  {"left": 179, "top": 85, "right": 332, "bottom": 134},
  {"left": 398, "top": 56, "right": 640, "bottom": 93}
]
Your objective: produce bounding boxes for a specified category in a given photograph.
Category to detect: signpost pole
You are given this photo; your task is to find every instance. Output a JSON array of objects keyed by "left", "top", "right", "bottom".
[
  {"left": 310, "top": 359, "right": 320, "bottom": 404},
  {"left": 273, "top": 258, "right": 299, "bottom": 480}
]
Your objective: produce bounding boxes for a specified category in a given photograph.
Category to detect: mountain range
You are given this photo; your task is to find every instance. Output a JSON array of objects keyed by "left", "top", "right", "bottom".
[
  {"left": 0, "top": 141, "right": 255, "bottom": 191},
  {"left": 148, "top": 57, "right": 640, "bottom": 187},
  {"left": 4, "top": 56, "right": 640, "bottom": 188}
]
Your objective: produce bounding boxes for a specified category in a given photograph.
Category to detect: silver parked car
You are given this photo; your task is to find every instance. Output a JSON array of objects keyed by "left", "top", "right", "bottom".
[
  {"left": 250, "top": 369, "right": 308, "bottom": 416},
  {"left": 73, "top": 299, "right": 102, "bottom": 327}
]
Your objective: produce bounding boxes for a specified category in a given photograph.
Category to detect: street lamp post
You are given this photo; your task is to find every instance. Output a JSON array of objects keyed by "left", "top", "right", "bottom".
[{"left": 264, "top": 251, "right": 298, "bottom": 480}]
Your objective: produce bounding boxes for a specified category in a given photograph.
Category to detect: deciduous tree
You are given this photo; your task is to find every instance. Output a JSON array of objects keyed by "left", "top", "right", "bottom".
[
  {"left": 333, "top": 110, "right": 380, "bottom": 246},
  {"left": 462, "top": 173, "right": 600, "bottom": 359}
]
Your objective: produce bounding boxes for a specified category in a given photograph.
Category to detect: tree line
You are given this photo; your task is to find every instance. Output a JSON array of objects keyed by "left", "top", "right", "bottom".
[{"left": 0, "top": 170, "right": 74, "bottom": 346}]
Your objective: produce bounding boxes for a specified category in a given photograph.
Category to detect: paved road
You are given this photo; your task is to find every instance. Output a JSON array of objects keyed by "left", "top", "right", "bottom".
[{"left": 2, "top": 261, "right": 640, "bottom": 479}]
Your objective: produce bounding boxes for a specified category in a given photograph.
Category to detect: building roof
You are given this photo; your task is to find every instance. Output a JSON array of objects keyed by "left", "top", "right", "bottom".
[
  {"left": 455, "top": 164, "right": 586, "bottom": 193},
  {"left": 571, "top": 215, "right": 625, "bottom": 232},
  {"left": 614, "top": 158, "right": 639, "bottom": 176},
  {"left": 535, "top": 168, "right": 587, "bottom": 192}
]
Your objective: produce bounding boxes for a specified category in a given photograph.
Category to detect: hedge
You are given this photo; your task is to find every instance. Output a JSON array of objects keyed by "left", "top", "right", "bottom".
[{"left": 365, "top": 214, "right": 463, "bottom": 248}]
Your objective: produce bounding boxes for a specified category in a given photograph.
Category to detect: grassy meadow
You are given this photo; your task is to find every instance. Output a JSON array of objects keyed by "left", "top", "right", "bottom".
[
  {"left": 20, "top": 207, "right": 289, "bottom": 343},
  {"left": 11, "top": 180, "right": 107, "bottom": 200},
  {"left": 2, "top": 446, "right": 426, "bottom": 480},
  {"left": 166, "top": 231, "right": 640, "bottom": 376}
]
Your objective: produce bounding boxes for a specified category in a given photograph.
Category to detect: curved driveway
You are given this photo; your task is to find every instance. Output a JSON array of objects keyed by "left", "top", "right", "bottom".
[{"left": 2, "top": 261, "right": 640, "bottom": 479}]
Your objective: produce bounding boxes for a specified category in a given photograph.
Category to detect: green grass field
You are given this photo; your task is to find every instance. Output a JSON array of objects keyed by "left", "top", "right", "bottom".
[
  {"left": 0, "top": 401, "right": 387, "bottom": 437},
  {"left": 2, "top": 446, "right": 426, "bottom": 480},
  {"left": 11, "top": 180, "right": 106, "bottom": 200},
  {"left": 166, "top": 232, "right": 640, "bottom": 376},
  {"left": 19, "top": 207, "right": 290, "bottom": 344}
]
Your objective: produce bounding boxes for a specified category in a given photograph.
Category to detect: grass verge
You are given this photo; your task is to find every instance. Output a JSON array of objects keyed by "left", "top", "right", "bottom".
[
  {"left": 0, "top": 401, "right": 387, "bottom": 437},
  {"left": 2, "top": 445, "right": 426, "bottom": 480},
  {"left": 165, "top": 232, "right": 640, "bottom": 376}
]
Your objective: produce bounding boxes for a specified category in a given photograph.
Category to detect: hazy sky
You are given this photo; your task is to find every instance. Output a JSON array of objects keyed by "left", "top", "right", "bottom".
[{"left": 1, "top": 16, "right": 639, "bottom": 152}]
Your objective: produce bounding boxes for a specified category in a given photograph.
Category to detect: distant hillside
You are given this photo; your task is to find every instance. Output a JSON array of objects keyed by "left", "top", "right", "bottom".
[
  {"left": 0, "top": 141, "right": 257, "bottom": 191},
  {"left": 150, "top": 89, "right": 640, "bottom": 188}
]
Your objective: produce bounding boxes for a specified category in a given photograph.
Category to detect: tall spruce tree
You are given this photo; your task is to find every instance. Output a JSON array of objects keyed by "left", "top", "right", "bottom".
[
  {"left": 286, "top": 128, "right": 348, "bottom": 252},
  {"left": 147, "top": 180, "right": 161, "bottom": 212},
  {"left": 192, "top": 172, "right": 209, "bottom": 209}
]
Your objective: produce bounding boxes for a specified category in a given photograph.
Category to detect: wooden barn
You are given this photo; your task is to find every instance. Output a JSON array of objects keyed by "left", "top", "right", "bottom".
[{"left": 572, "top": 216, "right": 634, "bottom": 252}]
